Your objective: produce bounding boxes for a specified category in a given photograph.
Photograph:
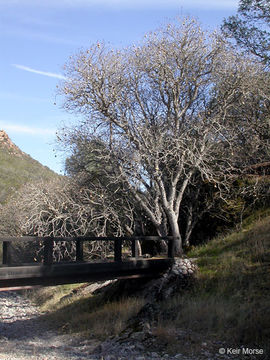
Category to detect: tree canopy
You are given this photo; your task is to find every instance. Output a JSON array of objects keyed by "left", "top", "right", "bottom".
[
  {"left": 222, "top": 0, "right": 270, "bottom": 65},
  {"left": 58, "top": 18, "right": 268, "bottom": 255}
]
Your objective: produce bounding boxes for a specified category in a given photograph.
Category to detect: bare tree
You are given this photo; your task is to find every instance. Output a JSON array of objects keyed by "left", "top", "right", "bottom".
[
  {"left": 0, "top": 178, "right": 134, "bottom": 261},
  {"left": 58, "top": 18, "right": 268, "bottom": 255}
]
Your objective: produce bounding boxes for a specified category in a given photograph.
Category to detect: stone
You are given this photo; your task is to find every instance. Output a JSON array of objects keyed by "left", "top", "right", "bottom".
[
  {"left": 129, "top": 331, "right": 144, "bottom": 340},
  {"left": 104, "top": 355, "right": 118, "bottom": 360},
  {"left": 136, "top": 343, "right": 145, "bottom": 351},
  {"left": 143, "top": 322, "right": 151, "bottom": 331},
  {"left": 142, "top": 253, "right": 152, "bottom": 258}
]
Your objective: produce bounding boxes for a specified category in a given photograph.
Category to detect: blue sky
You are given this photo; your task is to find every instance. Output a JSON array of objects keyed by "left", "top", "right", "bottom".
[{"left": 0, "top": 0, "right": 239, "bottom": 174}]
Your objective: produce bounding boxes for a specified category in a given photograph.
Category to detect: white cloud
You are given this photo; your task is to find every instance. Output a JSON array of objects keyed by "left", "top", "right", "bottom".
[
  {"left": 0, "top": 0, "right": 238, "bottom": 10},
  {"left": 0, "top": 122, "right": 56, "bottom": 136},
  {"left": 12, "top": 64, "right": 66, "bottom": 80}
]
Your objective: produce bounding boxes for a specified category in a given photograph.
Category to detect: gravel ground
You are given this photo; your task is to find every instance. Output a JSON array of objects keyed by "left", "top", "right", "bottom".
[
  {"left": 0, "top": 291, "right": 262, "bottom": 360},
  {"left": 0, "top": 291, "right": 99, "bottom": 360},
  {"left": 0, "top": 291, "right": 194, "bottom": 360}
]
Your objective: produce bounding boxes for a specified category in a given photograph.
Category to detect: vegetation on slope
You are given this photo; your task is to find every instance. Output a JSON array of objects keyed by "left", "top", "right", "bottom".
[
  {"left": 26, "top": 210, "right": 270, "bottom": 358},
  {"left": 26, "top": 284, "right": 145, "bottom": 339},
  {"left": 0, "top": 131, "right": 56, "bottom": 204},
  {"left": 156, "top": 209, "right": 270, "bottom": 355}
]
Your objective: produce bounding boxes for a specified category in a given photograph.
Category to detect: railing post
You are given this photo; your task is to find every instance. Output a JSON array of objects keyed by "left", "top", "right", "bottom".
[
  {"left": 3, "top": 241, "right": 11, "bottom": 265},
  {"left": 132, "top": 237, "right": 140, "bottom": 258},
  {"left": 44, "top": 237, "right": 54, "bottom": 265},
  {"left": 168, "top": 237, "right": 175, "bottom": 259},
  {"left": 76, "top": 238, "right": 84, "bottom": 262},
  {"left": 114, "top": 238, "right": 122, "bottom": 262}
]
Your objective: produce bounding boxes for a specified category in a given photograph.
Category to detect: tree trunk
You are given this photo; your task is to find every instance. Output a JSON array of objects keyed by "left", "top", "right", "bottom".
[
  {"left": 183, "top": 213, "right": 194, "bottom": 248},
  {"left": 168, "top": 213, "right": 182, "bottom": 257},
  {"left": 157, "top": 222, "right": 169, "bottom": 253}
]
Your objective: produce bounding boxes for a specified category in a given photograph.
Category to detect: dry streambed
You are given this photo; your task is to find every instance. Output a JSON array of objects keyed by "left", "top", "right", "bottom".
[
  {"left": 0, "top": 291, "right": 98, "bottom": 360},
  {"left": 0, "top": 291, "right": 195, "bottom": 360},
  {"left": 0, "top": 269, "right": 237, "bottom": 360}
]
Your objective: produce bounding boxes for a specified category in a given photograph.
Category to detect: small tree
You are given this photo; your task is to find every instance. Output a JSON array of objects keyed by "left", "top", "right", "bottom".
[{"left": 59, "top": 18, "right": 267, "bottom": 255}]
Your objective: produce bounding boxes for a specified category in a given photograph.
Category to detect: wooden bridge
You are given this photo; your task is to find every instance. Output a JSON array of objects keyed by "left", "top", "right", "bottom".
[{"left": 0, "top": 236, "right": 174, "bottom": 289}]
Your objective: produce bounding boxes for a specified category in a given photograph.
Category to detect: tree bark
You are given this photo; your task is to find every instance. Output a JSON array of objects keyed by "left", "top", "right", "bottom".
[
  {"left": 168, "top": 212, "right": 182, "bottom": 257},
  {"left": 157, "top": 222, "right": 169, "bottom": 253}
]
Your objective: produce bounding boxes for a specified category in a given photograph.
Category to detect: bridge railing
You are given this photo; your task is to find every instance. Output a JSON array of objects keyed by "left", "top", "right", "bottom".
[{"left": 0, "top": 236, "right": 174, "bottom": 266}]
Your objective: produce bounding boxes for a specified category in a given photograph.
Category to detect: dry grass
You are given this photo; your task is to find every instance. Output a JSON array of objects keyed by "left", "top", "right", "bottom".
[
  {"left": 26, "top": 284, "right": 80, "bottom": 310},
  {"left": 67, "top": 297, "right": 145, "bottom": 337},
  {"left": 156, "top": 214, "right": 270, "bottom": 355},
  {"left": 27, "top": 284, "right": 145, "bottom": 339},
  {"left": 25, "top": 211, "right": 270, "bottom": 357}
]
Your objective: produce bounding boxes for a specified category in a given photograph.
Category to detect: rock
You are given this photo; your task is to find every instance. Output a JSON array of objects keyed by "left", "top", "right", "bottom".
[
  {"left": 142, "top": 322, "right": 151, "bottom": 332},
  {"left": 104, "top": 355, "right": 117, "bottom": 360},
  {"left": 147, "top": 258, "right": 198, "bottom": 301},
  {"left": 81, "top": 280, "right": 117, "bottom": 295},
  {"left": 142, "top": 253, "right": 152, "bottom": 258},
  {"left": 93, "top": 344, "right": 102, "bottom": 353},
  {"left": 129, "top": 331, "right": 144, "bottom": 340},
  {"left": 136, "top": 343, "right": 145, "bottom": 351}
]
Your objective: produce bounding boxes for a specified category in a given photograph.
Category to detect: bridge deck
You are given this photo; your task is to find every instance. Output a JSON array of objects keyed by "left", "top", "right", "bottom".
[
  {"left": 0, "top": 236, "right": 174, "bottom": 288},
  {"left": 0, "top": 258, "right": 173, "bottom": 288}
]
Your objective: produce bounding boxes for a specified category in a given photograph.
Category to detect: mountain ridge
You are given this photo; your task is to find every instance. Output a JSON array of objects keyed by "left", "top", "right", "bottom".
[
  {"left": 0, "top": 130, "right": 25, "bottom": 157},
  {"left": 0, "top": 130, "right": 58, "bottom": 204}
]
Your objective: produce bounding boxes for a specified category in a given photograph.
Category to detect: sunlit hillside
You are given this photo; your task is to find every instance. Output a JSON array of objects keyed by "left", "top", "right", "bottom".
[
  {"left": 0, "top": 130, "right": 57, "bottom": 204},
  {"left": 26, "top": 210, "right": 270, "bottom": 359}
]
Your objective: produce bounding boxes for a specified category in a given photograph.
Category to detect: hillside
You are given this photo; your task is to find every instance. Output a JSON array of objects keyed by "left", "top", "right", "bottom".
[
  {"left": 25, "top": 210, "right": 270, "bottom": 359},
  {"left": 0, "top": 130, "right": 57, "bottom": 204}
]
